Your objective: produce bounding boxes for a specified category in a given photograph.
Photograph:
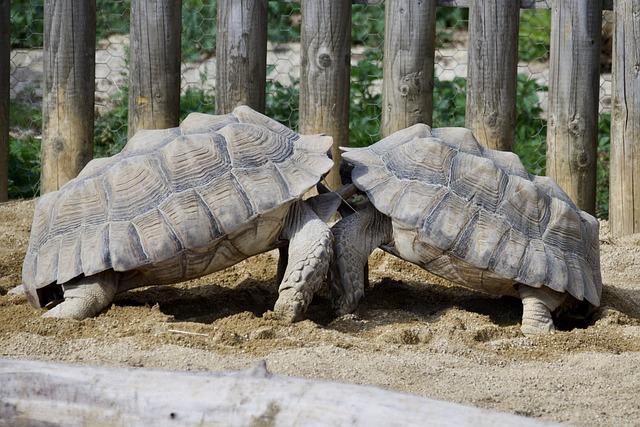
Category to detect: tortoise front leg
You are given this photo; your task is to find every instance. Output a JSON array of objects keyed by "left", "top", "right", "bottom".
[
  {"left": 330, "top": 203, "right": 393, "bottom": 315},
  {"left": 43, "top": 271, "right": 118, "bottom": 320},
  {"left": 518, "top": 285, "right": 566, "bottom": 336},
  {"left": 276, "top": 245, "right": 288, "bottom": 285},
  {"left": 273, "top": 201, "right": 333, "bottom": 322}
]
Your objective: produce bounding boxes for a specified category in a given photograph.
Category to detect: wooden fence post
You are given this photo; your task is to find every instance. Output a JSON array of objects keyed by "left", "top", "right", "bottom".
[
  {"left": 0, "top": 0, "right": 8, "bottom": 201},
  {"left": 610, "top": 0, "right": 640, "bottom": 236},
  {"left": 129, "top": 0, "right": 182, "bottom": 137},
  {"left": 465, "top": 0, "right": 520, "bottom": 151},
  {"left": 300, "top": 0, "right": 351, "bottom": 189},
  {"left": 381, "top": 0, "right": 437, "bottom": 137},
  {"left": 216, "top": 0, "right": 267, "bottom": 114},
  {"left": 546, "top": 0, "right": 601, "bottom": 214},
  {"left": 41, "top": 0, "right": 96, "bottom": 194}
]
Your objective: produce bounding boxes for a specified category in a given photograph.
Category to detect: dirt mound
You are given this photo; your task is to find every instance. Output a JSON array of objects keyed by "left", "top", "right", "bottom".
[{"left": 1, "top": 200, "right": 639, "bottom": 426}]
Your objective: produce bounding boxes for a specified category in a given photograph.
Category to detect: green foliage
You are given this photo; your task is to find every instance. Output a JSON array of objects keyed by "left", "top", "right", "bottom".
[
  {"left": 94, "top": 87, "right": 129, "bottom": 158},
  {"left": 180, "top": 86, "right": 216, "bottom": 119},
  {"left": 349, "top": 48, "right": 383, "bottom": 147},
  {"left": 8, "top": 99, "right": 42, "bottom": 199},
  {"left": 351, "top": 4, "right": 384, "bottom": 47},
  {"left": 432, "top": 77, "right": 467, "bottom": 128},
  {"left": 96, "top": 0, "right": 130, "bottom": 39},
  {"left": 8, "top": 135, "right": 40, "bottom": 199},
  {"left": 182, "top": 0, "right": 217, "bottom": 61},
  {"left": 513, "top": 76, "right": 548, "bottom": 176},
  {"left": 597, "top": 113, "right": 611, "bottom": 218},
  {"left": 266, "top": 78, "right": 299, "bottom": 131},
  {"left": 519, "top": 9, "right": 551, "bottom": 62},
  {"left": 10, "top": 0, "right": 43, "bottom": 48},
  {"left": 267, "top": 2, "right": 300, "bottom": 43}
]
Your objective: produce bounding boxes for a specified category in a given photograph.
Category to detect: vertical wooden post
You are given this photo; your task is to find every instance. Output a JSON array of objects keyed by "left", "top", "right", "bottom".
[
  {"left": 300, "top": 0, "right": 351, "bottom": 189},
  {"left": 129, "top": 0, "right": 182, "bottom": 137},
  {"left": 41, "top": 0, "right": 96, "bottom": 194},
  {"left": 0, "top": 0, "right": 9, "bottom": 201},
  {"left": 465, "top": 0, "right": 519, "bottom": 151},
  {"left": 546, "top": 0, "right": 601, "bottom": 214},
  {"left": 610, "top": 0, "right": 640, "bottom": 236},
  {"left": 216, "top": 0, "right": 267, "bottom": 114},
  {"left": 381, "top": 0, "right": 437, "bottom": 137}
]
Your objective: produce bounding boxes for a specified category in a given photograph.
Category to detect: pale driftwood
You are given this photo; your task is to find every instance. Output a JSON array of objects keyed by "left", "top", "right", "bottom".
[
  {"left": 0, "top": 0, "right": 8, "bottom": 201},
  {"left": 216, "top": 0, "right": 267, "bottom": 114},
  {"left": 545, "top": 0, "right": 601, "bottom": 214},
  {"left": 465, "top": 0, "right": 519, "bottom": 151},
  {"left": 300, "top": 0, "right": 351, "bottom": 189},
  {"left": 41, "top": 0, "right": 96, "bottom": 194},
  {"left": 381, "top": 0, "right": 436, "bottom": 137},
  {"left": 0, "top": 359, "right": 556, "bottom": 427},
  {"left": 128, "top": 0, "right": 181, "bottom": 137},
  {"left": 610, "top": 0, "right": 640, "bottom": 236}
]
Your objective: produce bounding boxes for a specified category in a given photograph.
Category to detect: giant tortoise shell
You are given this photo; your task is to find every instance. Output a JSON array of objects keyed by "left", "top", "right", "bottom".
[
  {"left": 23, "top": 106, "right": 335, "bottom": 320},
  {"left": 332, "top": 124, "right": 602, "bottom": 335}
]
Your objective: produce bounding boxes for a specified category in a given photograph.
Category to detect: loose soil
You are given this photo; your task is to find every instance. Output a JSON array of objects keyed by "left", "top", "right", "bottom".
[{"left": 1, "top": 200, "right": 639, "bottom": 426}]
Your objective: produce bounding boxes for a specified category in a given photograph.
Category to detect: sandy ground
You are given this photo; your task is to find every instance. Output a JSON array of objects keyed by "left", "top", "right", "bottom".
[{"left": 1, "top": 199, "right": 639, "bottom": 426}]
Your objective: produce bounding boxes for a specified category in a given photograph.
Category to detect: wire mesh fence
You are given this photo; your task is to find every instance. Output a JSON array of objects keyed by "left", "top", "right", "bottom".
[{"left": 6, "top": 1, "right": 613, "bottom": 217}]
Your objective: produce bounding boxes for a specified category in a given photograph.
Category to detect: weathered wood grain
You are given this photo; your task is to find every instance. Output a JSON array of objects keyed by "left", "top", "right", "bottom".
[
  {"left": 0, "top": 0, "right": 8, "bottom": 201},
  {"left": 610, "top": 0, "right": 640, "bottom": 236},
  {"left": 546, "top": 0, "right": 601, "bottom": 214},
  {"left": 41, "top": 0, "right": 96, "bottom": 194},
  {"left": 216, "top": 0, "right": 267, "bottom": 114},
  {"left": 465, "top": 0, "right": 519, "bottom": 151},
  {"left": 288, "top": 0, "right": 614, "bottom": 9},
  {"left": 0, "top": 359, "right": 555, "bottom": 427},
  {"left": 128, "top": 0, "right": 182, "bottom": 137},
  {"left": 381, "top": 0, "right": 437, "bottom": 137},
  {"left": 300, "top": 0, "right": 351, "bottom": 189}
]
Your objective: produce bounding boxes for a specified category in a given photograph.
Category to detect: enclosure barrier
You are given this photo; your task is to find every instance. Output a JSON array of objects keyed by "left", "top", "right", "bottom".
[
  {"left": 40, "top": 0, "right": 96, "bottom": 194},
  {"left": 299, "top": 0, "right": 352, "bottom": 189},
  {"left": 381, "top": 0, "right": 436, "bottom": 137},
  {"left": 216, "top": 0, "right": 267, "bottom": 115},
  {"left": 3, "top": 0, "right": 639, "bottom": 236},
  {"left": 465, "top": 0, "right": 519, "bottom": 151},
  {"left": 546, "top": 0, "right": 601, "bottom": 215},
  {"left": 128, "top": 0, "right": 182, "bottom": 138},
  {"left": 610, "top": 0, "right": 640, "bottom": 236}
]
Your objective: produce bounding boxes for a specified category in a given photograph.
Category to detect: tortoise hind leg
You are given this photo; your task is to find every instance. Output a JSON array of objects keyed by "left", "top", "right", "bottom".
[
  {"left": 273, "top": 201, "right": 333, "bottom": 322},
  {"left": 331, "top": 203, "right": 393, "bottom": 316},
  {"left": 43, "top": 271, "right": 118, "bottom": 320},
  {"left": 518, "top": 285, "right": 566, "bottom": 336}
]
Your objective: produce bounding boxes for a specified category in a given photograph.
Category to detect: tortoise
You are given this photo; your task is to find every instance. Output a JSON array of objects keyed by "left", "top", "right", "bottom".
[
  {"left": 331, "top": 124, "right": 602, "bottom": 335},
  {"left": 22, "top": 106, "right": 341, "bottom": 321}
]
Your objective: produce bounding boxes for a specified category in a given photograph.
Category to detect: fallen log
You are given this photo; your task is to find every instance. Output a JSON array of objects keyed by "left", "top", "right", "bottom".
[{"left": 0, "top": 359, "right": 554, "bottom": 426}]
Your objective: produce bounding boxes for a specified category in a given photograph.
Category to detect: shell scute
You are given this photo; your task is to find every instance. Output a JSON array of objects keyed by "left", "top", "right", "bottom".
[
  {"left": 196, "top": 173, "right": 254, "bottom": 235},
  {"left": 450, "top": 152, "right": 508, "bottom": 212},
  {"left": 160, "top": 132, "right": 231, "bottom": 191},
  {"left": 104, "top": 156, "right": 170, "bottom": 221},
  {"left": 420, "top": 192, "right": 477, "bottom": 252},
  {"left": 131, "top": 208, "right": 182, "bottom": 261},
  {"left": 159, "top": 189, "right": 222, "bottom": 250}
]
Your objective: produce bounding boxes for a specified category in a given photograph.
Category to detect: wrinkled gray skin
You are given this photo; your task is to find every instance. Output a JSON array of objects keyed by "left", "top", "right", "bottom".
[
  {"left": 330, "top": 124, "right": 602, "bottom": 337},
  {"left": 24, "top": 106, "right": 339, "bottom": 322}
]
